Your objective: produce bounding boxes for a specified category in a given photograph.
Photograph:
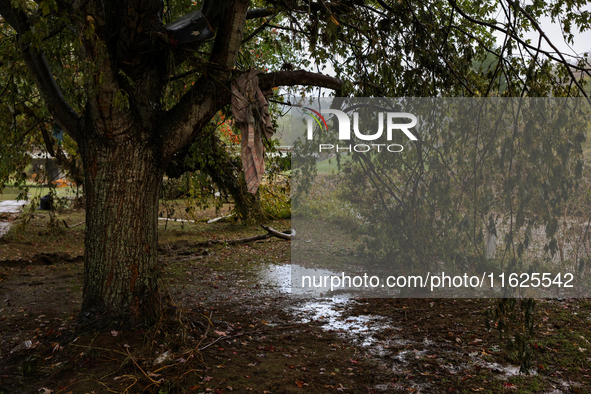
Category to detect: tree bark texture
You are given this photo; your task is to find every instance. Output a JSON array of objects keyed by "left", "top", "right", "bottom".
[{"left": 79, "top": 128, "right": 165, "bottom": 324}]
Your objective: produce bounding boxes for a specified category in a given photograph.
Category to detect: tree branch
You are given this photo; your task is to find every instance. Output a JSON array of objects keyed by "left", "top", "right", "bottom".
[
  {"left": 242, "top": 14, "right": 277, "bottom": 44},
  {"left": 161, "top": 0, "right": 250, "bottom": 158},
  {"left": 508, "top": 1, "right": 589, "bottom": 99},
  {"left": 260, "top": 225, "right": 295, "bottom": 240},
  {"left": 246, "top": 8, "right": 276, "bottom": 19},
  {"left": 0, "top": 0, "right": 23, "bottom": 33},
  {"left": 192, "top": 225, "right": 293, "bottom": 246},
  {"left": 40, "top": 0, "right": 90, "bottom": 44},
  {"left": 447, "top": 0, "right": 591, "bottom": 97},
  {"left": 160, "top": 69, "right": 342, "bottom": 160},
  {"left": 0, "top": 0, "right": 81, "bottom": 141},
  {"left": 404, "top": 0, "right": 474, "bottom": 95},
  {"left": 20, "top": 49, "right": 81, "bottom": 140},
  {"left": 209, "top": 0, "right": 249, "bottom": 70},
  {"left": 159, "top": 75, "right": 231, "bottom": 160}
]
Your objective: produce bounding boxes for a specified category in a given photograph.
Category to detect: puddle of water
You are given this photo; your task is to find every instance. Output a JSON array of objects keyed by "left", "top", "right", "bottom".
[
  {"left": 0, "top": 200, "right": 28, "bottom": 213},
  {"left": 294, "top": 298, "right": 389, "bottom": 346},
  {"left": 385, "top": 338, "right": 414, "bottom": 348},
  {"left": 260, "top": 263, "right": 541, "bottom": 385},
  {"left": 0, "top": 200, "right": 29, "bottom": 239},
  {"left": 476, "top": 361, "right": 526, "bottom": 376},
  {"left": 373, "top": 383, "right": 432, "bottom": 392},
  {"left": 260, "top": 263, "right": 368, "bottom": 295},
  {"left": 259, "top": 264, "right": 292, "bottom": 293},
  {"left": 261, "top": 262, "right": 406, "bottom": 298},
  {"left": 393, "top": 348, "right": 428, "bottom": 364},
  {"left": 260, "top": 265, "right": 392, "bottom": 345},
  {"left": 290, "top": 264, "right": 348, "bottom": 294},
  {"left": 260, "top": 263, "right": 358, "bottom": 294}
]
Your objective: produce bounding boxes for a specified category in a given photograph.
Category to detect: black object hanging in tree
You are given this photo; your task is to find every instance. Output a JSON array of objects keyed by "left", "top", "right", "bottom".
[{"left": 164, "top": 10, "right": 214, "bottom": 45}]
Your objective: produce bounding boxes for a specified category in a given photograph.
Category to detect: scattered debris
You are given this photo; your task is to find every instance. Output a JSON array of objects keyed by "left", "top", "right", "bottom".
[
  {"left": 11, "top": 340, "right": 33, "bottom": 353},
  {"left": 153, "top": 350, "right": 171, "bottom": 365}
]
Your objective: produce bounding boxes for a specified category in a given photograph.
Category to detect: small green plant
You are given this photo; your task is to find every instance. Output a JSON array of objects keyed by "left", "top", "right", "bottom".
[
  {"left": 487, "top": 297, "right": 536, "bottom": 374},
  {"left": 259, "top": 179, "right": 291, "bottom": 220}
]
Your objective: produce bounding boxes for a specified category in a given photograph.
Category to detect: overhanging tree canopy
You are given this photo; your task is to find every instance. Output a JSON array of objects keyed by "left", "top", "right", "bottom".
[{"left": 0, "top": 0, "right": 590, "bottom": 327}]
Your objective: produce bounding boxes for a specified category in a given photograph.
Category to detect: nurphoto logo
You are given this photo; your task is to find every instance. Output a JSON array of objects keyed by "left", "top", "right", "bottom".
[{"left": 303, "top": 108, "right": 418, "bottom": 153}]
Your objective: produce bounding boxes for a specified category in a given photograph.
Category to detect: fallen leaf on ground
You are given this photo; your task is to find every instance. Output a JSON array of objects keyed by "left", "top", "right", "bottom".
[{"left": 295, "top": 380, "right": 306, "bottom": 387}]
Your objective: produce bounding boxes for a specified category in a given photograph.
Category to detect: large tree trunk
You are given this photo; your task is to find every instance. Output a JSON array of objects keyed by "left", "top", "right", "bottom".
[
  {"left": 0, "top": 0, "right": 344, "bottom": 331},
  {"left": 78, "top": 127, "right": 165, "bottom": 325}
]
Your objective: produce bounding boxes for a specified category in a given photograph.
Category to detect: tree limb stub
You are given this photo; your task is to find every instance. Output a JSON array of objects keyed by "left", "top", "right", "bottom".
[{"left": 245, "top": 8, "right": 276, "bottom": 19}]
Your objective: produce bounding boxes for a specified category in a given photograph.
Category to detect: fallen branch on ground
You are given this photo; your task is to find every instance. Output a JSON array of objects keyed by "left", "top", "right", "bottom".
[
  {"left": 158, "top": 217, "right": 197, "bottom": 223},
  {"left": 261, "top": 225, "right": 295, "bottom": 240},
  {"left": 207, "top": 214, "right": 233, "bottom": 223},
  {"left": 193, "top": 225, "right": 295, "bottom": 246},
  {"left": 62, "top": 220, "right": 85, "bottom": 228}
]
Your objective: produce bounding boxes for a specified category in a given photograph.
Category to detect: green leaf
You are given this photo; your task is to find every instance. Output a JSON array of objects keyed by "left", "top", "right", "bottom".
[{"left": 41, "top": 1, "right": 50, "bottom": 16}]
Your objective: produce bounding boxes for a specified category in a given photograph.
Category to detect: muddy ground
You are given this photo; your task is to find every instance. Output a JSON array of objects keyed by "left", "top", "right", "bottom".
[{"left": 1, "top": 208, "right": 591, "bottom": 393}]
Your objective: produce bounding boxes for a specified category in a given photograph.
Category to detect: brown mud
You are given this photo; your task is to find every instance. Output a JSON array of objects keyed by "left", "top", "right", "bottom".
[{"left": 0, "top": 210, "right": 590, "bottom": 393}]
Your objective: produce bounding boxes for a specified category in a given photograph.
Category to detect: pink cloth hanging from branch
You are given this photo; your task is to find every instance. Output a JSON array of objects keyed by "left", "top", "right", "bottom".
[{"left": 231, "top": 70, "right": 274, "bottom": 194}]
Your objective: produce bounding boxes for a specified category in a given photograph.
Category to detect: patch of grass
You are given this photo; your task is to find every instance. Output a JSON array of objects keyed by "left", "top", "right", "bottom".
[
  {"left": 260, "top": 181, "right": 291, "bottom": 220},
  {"left": 0, "top": 185, "right": 80, "bottom": 201},
  {"left": 315, "top": 153, "right": 352, "bottom": 175},
  {"left": 500, "top": 375, "right": 548, "bottom": 393},
  {"left": 0, "top": 210, "right": 86, "bottom": 260}
]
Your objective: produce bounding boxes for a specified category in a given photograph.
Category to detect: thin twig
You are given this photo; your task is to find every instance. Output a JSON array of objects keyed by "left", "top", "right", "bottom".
[
  {"left": 198, "top": 324, "right": 302, "bottom": 351},
  {"left": 194, "top": 311, "right": 213, "bottom": 349},
  {"left": 123, "top": 347, "right": 160, "bottom": 386}
]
